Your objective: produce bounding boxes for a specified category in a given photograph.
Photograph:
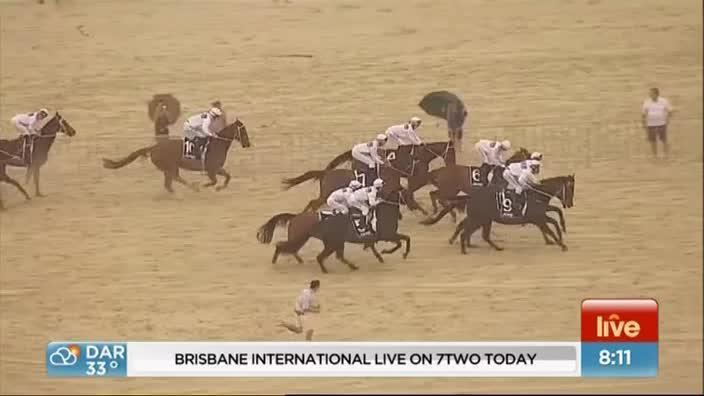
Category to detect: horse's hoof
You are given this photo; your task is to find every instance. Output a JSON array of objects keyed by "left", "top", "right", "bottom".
[
  {"left": 402, "top": 253, "right": 408, "bottom": 259},
  {"left": 36, "top": 193, "right": 46, "bottom": 198},
  {"left": 448, "top": 239, "right": 454, "bottom": 245},
  {"left": 545, "top": 240, "right": 555, "bottom": 245},
  {"left": 350, "top": 265, "right": 359, "bottom": 271},
  {"left": 215, "top": 186, "right": 225, "bottom": 192},
  {"left": 561, "top": 246, "right": 569, "bottom": 252}
]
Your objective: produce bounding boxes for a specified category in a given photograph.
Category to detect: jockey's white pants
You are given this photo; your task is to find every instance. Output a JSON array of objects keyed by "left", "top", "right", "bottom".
[
  {"left": 183, "top": 122, "right": 208, "bottom": 139},
  {"left": 351, "top": 146, "right": 377, "bottom": 168},
  {"left": 326, "top": 198, "right": 349, "bottom": 215},
  {"left": 503, "top": 169, "right": 523, "bottom": 193},
  {"left": 475, "top": 143, "right": 491, "bottom": 164}
]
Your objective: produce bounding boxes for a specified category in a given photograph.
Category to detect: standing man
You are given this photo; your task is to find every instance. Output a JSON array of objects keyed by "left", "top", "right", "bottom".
[
  {"left": 641, "top": 88, "right": 673, "bottom": 158},
  {"left": 447, "top": 101, "right": 468, "bottom": 152},
  {"left": 279, "top": 280, "right": 321, "bottom": 341}
]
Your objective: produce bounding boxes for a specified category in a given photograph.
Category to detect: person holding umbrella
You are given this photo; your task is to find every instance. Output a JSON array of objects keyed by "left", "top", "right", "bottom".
[{"left": 418, "top": 91, "right": 468, "bottom": 152}]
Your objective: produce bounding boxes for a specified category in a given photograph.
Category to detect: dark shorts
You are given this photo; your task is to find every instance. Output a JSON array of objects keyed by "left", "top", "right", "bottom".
[{"left": 647, "top": 125, "right": 667, "bottom": 142}]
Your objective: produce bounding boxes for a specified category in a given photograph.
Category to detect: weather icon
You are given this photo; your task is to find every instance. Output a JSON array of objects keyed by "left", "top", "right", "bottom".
[{"left": 49, "top": 345, "right": 80, "bottom": 366}]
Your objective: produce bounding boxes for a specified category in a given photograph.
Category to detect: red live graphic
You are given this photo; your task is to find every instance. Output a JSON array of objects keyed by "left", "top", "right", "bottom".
[{"left": 581, "top": 299, "right": 658, "bottom": 342}]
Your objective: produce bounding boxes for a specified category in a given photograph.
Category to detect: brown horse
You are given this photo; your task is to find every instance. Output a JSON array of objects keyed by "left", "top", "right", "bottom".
[
  {"left": 422, "top": 175, "right": 575, "bottom": 252},
  {"left": 0, "top": 112, "right": 76, "bottom": 207},
  {"left": 102, "top": 119, "right": 250, "bottom": 192},
  {"left": 257, "top": 184, "right": 413, "bottom": 273},
  {"left": 324, "top": 140, "right": 456, "bottom": 172},
  {"left": 281, "top": 165, "right": 421, "bottom": 215},
  {"left": 425, "top": 147, "right": 531, "bottom": 221}
]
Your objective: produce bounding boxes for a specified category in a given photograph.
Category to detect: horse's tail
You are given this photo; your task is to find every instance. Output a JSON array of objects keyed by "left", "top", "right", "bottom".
[
  {"left": 102, "top": 146, "right": 154, "bottom": 169},
  {"left": 281, "top": 170, "right": 326, "bottom": 190},
  {"left": 257, "top": 213, "right": 297, "bottom": 244},
  {"left": 325, "top": 150, "right": 352, "bottom": 170}
]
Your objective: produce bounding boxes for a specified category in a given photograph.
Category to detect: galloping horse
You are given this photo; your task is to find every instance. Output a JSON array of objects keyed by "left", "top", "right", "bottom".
[
  {"left": 324, "top": 140, "right": 457, "bottom": 173},
  {"left": 257, "top": 184, "right": 414, "bottom": 273},
  {"left": 422, "top": 175, "right": 575, "bottom": 252},
  {"left": 0, "top": 112, "right": 76, "bottom": 208},
  {"left": 281, "top": 165, "right": 422, "bottom": 215},
  {"left": 102, "top": 120, "right": 250, "bottom": 192}
]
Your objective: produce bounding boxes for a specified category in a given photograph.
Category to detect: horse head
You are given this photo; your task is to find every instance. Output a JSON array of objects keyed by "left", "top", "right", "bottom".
[
  {"left": 41, "top": 112, "right": 76, "bottom": 137},
  {"left": 220, "top": 119, "right": 251, "bottom": 148},
  {"left": 539, "top": 175, "right": 575, "bottom": 209}
]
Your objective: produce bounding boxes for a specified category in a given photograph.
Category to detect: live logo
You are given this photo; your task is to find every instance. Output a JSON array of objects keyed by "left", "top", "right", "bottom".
[{"left": 581, "top": 299, "right": 658, "bottom": 342}]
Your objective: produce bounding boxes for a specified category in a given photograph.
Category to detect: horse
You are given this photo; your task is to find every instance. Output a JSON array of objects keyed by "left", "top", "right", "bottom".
[
  {"left": 102, "top": 119, "right": 250, "bottom": 192},
  {"left": 421, "top": 175, "right": 575, "bottom": 252},
  {"left": 324, "top": 140, "right": 456, "bottom": 172},
  {"left": 0, "top": 112, "right": 77, "bottom": 204},
  {"left": 256, "top": 184, "right": 413, "bottom": 273},
  {"left": 281, "top": 164, "right": 422, "bottom": 215},
  {"left": 425, "top": 147, "right": 531, "bottom": 221}
]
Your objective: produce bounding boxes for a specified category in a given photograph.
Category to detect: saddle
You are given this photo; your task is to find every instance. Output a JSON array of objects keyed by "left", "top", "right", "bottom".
[
  {"left": 496, "top": 188, "right": 528, "bottom": 219},
  {"left": 183, "top": 137, "right": 208, "bottom": 160}
]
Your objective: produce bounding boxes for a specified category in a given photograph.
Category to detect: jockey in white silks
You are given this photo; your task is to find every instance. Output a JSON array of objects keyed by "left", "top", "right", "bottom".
[
  {"left": 183, "top": 107, "right": 223, "bottom": 140},
  {"left": 351, "top": 134, "right": 388, "bottom": 183},
  {"left": 347, "top": 178, "right": 384, "bottom": 234},
  {"left": 474, "top": 139, "right": 512, "bottom": 166},
  {"left": 384, "top": 116, "right": 423, "bottom": 169},
  {"left": 10, "top": 109, "right": 49, "bottom": 162},
  {"left": 503, "top": 160, "right": 541, "bottom": 194},
  {"left": 326, "top": 186, "right": 355, "bottom": 215}
]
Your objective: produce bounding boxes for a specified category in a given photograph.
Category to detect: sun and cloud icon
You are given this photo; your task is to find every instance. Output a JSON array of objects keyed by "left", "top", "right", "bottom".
[{"left": 49, "top": 344, "right": 80, "bottom": 366}]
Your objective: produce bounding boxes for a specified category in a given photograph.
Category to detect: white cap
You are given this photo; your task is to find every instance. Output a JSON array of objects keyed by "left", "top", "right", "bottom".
[
  {"left": 410, "top": 116, "right": 422, "bottom": 123},
  {"left": 348, "top": 180, "right": 362, "bottom": 190},
  {"left": 38, "top": 108, "right": 49, "bottom": 115},
  {"left": 373, "top": 178, "right": 384, "bottom": 188},
  {"left": 376, "top": 134, "right": 388, "bottom": 142},
  {"left": 209, "top": 107, "right": 223, "bottom": 117},
  {"left": 531, "top": 152, "right": 543, "bottom": 160},
  {"left": 500, "top": 140, "right": 511, "bottom": 150}
]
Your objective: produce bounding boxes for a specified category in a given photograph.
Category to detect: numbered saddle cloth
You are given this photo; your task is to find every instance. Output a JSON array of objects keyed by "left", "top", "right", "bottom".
[
  {"left": 183, "top": 137, "right": 207, "bottom": 160},
  {"left": 350, "top": 211, "right": 373, "bottom": 237},
  {"left": 496, "top": 189, "right": 528, "bottom": 219}
]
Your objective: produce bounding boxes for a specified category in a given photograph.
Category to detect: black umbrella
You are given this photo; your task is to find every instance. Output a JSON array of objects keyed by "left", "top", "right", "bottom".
[
  {"left": 418, "top": 91, "right": 464, "bottom": 120},
  {"left": 147, "top": 94, "right": 181, "bottom": 125}
]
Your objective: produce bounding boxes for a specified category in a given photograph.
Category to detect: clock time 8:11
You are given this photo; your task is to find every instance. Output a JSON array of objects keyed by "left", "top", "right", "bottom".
[{"left": 599, "top": 349, "right": 631, "bottom": 366}]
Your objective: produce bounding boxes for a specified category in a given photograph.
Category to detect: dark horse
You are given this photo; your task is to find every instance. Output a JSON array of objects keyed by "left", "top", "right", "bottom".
[
  {"left": 422, "top": 175, "right": 575, "bottom": 252},
  {"left": 0, "top": 112, "right": 77, "bottom": 209},
  {"left": 102, "top": 119, "right": 250, "bottom": 192},
  {"left": 281, "top": 164, "right": 422, "bottom": 215},
  {"left": 257, "top": 184, "right": 413, "bottom": 273}
]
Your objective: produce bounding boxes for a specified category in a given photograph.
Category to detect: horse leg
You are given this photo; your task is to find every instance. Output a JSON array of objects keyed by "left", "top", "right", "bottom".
[
  {"left": 215, "top": 168, "right": 231, "bottom": 191},
  {"left": 163, "top": 172, "right": 175, "bottom": 193},
  {"left": 429, "top": 190, "right": 440, "bottom": 213},
  {"left": 335, "top": 244, "right": 358, "bottom": 271},
  {"left": 544, "top": 215, "right": 563, "bottom": 244},
  {"left": 461, "top": 218, "right": 483, "bottom": 254},
  {"left": 399, "top": 233, "right": 411, "bottom": 259},
  {"left": 203, "top": 170, "right": 217, "bottom": 188},
  {"left": 173, "top": 172, "right": 199, "bottom": 192},
  {"left": 481, "top": 221, "right": 503, "bottom": 251},
  {"left": 369, "top": 243, "right": 384, "bottom": 263},
  {"left": 272, "top": 245, "right": 282, "bottom": 264},
  {"left": 538, "top": 221, "right": 568, "bottom": 251},
  {"left": 0, "top": 173, "right": 31, "bottom": 201},
  {"left": 32, "top": 166, "right": 44, "bottom": 197},
  {"left": 381, "top": 240, "right": 402, "bottom": 255},
  {"left": 293, "top": 253, "right": 304, "bottom": 264},
  {"left": 316, "top": 243, "right": 335, "bottom": 273},
  {"left": 449, "top": 218, "right": 465, "bottom": 245},
  {"left": 547, "top": 205, "right": 567, "bottom": 233}
]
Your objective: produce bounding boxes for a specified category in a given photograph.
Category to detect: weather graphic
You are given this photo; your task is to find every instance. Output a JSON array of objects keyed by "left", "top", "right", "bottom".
[
  {"left": 49, "top": 345, "right": 80, "bottom": 366},
  {"left": 46, "top": 342, "right": 127, "bottom": 377}
]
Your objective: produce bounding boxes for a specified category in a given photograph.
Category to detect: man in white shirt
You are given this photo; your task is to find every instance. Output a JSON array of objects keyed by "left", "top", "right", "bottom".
[
  {"left": 279, "top": 280, "right": 321, "bottom": 341},
  {"left": 641, "top": 88, "right": 673, "bottom": 158}
]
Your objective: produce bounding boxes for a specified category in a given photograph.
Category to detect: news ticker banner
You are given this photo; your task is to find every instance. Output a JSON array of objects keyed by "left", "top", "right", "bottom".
[{"left": 46, "top": 299, "right": 657, "bottom": 378}]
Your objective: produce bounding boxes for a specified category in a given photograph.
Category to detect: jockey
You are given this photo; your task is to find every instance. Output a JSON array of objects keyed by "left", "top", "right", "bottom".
[
  {"left": 351, "top": 134, "right": 388, "bottom": 182},
  {"left": 504, "top": 160, "right": 539, "bottom": 195},
  {"left": 183, "top": 107, "right": 223, "bottom": 153},
  {"left": 11, "top": 109, "right": 49, "bottom": 136},
  {"left": 347, "top": 178, "right": 384, "bottom": 234},
  {"left": 326, "top": 186, "right": 355, "bottom": 215},
  {"left": 385, "top": 116, "right": 423, "bottom": 164},
  {"left": 475, "top": 139, "right": 511, "bottom": 167},
  {"left": 10, "top": 109, "right": 49, "bottom": 161}
]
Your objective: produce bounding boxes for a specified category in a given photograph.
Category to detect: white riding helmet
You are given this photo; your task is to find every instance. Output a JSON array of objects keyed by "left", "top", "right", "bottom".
[
  {"left": 37, "top": 108, "right": 49, "bottom": 117},
  {"left": 348, "top": 180, "right": 362, "bottom": 190},
  {"left": 500, "top": 140, "right": 511, "bottom": 150},
  {"left": 376, "top": 133, "right": 388, "bottom": 142},
  {"left": 208, "top": 107, "right": 223, "bottom": 118},
  {"left": 373, "top": 178, "right": 384, "bottom": 189},
  {"left": 410, "top": 116, "right": 422, "bottom": 123},
  {"left": 531, "top": 152, "right": 543, "bottom": 160}
]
